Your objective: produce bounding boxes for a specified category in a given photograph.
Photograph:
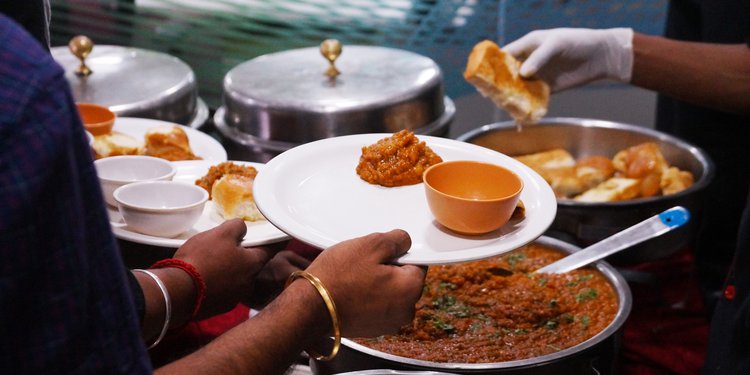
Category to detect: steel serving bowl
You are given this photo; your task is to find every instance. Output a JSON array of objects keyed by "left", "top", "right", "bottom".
[
  {"left": 52, "top": 42, "right": 209, "bottom": 129},
  {"left": 214, "top": 43, "right": 454, "bottom": 162},
  {"left": 311, "top": 236, "right": 632, "bottom": 375},
  {"left": 456, "top": 118, "right": 714, "bottom": 264}
]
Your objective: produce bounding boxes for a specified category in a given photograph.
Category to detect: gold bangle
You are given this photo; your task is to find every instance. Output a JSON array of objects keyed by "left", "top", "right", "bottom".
[{"left": 285, "top": 270, "right": 341, "bottom": 361}]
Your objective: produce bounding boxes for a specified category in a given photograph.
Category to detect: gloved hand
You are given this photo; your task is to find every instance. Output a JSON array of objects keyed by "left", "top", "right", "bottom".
[{"left": 503, "top": 28, "right": 634, "bottom": 92}]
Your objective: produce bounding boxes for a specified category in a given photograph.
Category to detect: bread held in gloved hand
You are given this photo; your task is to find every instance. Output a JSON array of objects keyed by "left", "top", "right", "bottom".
[
  {"left": 502, "top": 27, "right": 634, "bottom": 92},
  {"left": 464, "top": 40, "right": 550, "bottom": 124}
]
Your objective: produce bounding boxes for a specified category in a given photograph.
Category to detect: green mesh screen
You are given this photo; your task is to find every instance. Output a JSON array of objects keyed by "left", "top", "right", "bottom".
[
  {"left": 49, "top": 0, "right": 666, "bottom": 108},
  {"left": 49, "top": 0, "right": 497, "bottom": 108}
]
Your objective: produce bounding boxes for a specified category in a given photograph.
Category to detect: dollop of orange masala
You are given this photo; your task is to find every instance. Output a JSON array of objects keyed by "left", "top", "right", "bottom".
[{"left": 356, "top": 130, "right": 443, "bottom": 187}]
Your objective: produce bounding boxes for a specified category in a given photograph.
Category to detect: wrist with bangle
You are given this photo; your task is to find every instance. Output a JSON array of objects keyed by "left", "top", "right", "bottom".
[
  {"left": 151, "top": 258, "right": 207, "bottom": 325},
  {"left": 132, "top": 269, "right": 172, "bottom": 349},
  {"left": 285, "top": 270, "right": 341, "bottom": 361},
  {"left": 133, "top": 258, "right": 207, "bottom": 349}
]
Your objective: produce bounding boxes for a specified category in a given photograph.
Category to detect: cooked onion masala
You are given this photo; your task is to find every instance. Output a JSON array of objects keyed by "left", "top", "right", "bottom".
[
  {"left": 356, "top": 130, "right": 443, "bottom": 187},
  {"left": 354, "top": 243, "right": 618, "bottom": 363}
]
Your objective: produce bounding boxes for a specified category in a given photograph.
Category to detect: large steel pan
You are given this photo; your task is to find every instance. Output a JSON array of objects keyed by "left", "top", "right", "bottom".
[
  {"left": 311, "top": 236, "right": 632, "bottom": 375},
  {"left": 456, "top": 118, "right": 714, "bottom": 264}
]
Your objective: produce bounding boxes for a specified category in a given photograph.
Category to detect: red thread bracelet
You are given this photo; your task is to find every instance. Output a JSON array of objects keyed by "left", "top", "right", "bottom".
[{"left": 150, "top": 259, "right": 206, "bottom": 325}]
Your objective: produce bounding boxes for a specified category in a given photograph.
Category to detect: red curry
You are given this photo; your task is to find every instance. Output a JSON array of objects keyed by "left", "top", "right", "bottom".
[{"left": 355, "top": 243, "right": 618, "bottom": 363}]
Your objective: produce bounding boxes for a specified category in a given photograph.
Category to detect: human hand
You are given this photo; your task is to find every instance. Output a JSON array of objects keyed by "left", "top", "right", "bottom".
[
  {"left": 305, "top": 230, "right": 426, "bottom": 338},
  {"left": 246, "top": 250, "right": 311, "bottom": 309},
  {"left": 503, "top": 28, "right": 634, "bottom": 92},
  {"left": 173, "top": 219, "right": 283, "bottom": 319}
]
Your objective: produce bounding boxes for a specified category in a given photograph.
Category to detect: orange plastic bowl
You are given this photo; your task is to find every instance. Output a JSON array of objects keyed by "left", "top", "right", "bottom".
[
  {"left": 76, "top": 103, "right": 116, "bottom": 136},
  {"left": 423, "top": 160, "right": 523, "bottom": 235}
]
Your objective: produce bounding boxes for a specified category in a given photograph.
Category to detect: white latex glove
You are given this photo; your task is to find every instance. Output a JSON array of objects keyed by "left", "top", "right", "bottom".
[{"left": 503, "top": 28, "right": 634, "bottom": 92}]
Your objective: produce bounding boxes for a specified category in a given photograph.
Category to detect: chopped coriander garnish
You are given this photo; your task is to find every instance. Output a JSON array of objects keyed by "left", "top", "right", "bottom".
[{"left": 575, "top": 288, "right": 599, "bottom": 303}]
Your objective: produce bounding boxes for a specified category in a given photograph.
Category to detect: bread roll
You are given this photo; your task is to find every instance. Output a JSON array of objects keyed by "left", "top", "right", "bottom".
[
  {"left": 464, "top": 40, "right": 550, "bottom": 124},
  {"left": 91, "top": 131, "right": 141, "bottom": 159},
  {"left": 211, "top": 174, "right": 265, "bottom": 222},
  {"left": 141, "top": 125, "right": 200, "bottom": 161},
  {"left": 195, "top": 161, "right": 259, "bottom": 199},
  {"left": 575, "top": 155, "right": 615, "bottom": 190},
  {"left": 661, "top": 166, "right": 694, "bottom": 195},
  {"left": 514, "top": 148, "right": 575, "bottom": 175},
  {"left": 574, "top": 177, "right": 641, "bottom": 202}
]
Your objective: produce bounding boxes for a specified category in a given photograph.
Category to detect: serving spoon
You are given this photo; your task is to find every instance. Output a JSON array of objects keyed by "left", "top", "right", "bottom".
[
  {"left": 532, "top": 206, "right": 690, "bottom": 274},
  {"left": 488, "top": 206, "right": 690, "bottom": 276}
]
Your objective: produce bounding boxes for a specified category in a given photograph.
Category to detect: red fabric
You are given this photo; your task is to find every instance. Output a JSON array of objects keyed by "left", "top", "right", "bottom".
[
  {"left": 149, "top": 303, "right": 250, "bottom": 367},
  {"left": 620, "top": 248, "right": 710, "bottom": 375}
]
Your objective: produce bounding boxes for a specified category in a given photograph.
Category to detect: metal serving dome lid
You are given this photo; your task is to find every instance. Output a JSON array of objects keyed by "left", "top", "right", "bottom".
[
  {"left": 51, "top": 36, "right": 206, "bottom": 127},
  {"left": 217, "top": 40, "right": 452, "bottom": 147}
]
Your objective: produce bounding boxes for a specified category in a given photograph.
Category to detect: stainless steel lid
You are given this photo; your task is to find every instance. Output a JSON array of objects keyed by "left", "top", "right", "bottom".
[
  {"left": 51, "top": 36, "right": 207, "bottom": 127},
  {"left": 217, "top": 41, "right": 452, "bottom": 146}
]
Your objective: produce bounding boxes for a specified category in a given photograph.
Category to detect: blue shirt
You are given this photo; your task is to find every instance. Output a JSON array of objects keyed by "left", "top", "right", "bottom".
[{"left": 0, "top": 14, "right": 152, "bottom": 374}]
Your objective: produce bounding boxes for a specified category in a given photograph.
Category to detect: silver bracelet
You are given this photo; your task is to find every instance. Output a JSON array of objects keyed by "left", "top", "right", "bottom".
[{"left": 133, "top": 269, "right": 172, "bottom": 349}]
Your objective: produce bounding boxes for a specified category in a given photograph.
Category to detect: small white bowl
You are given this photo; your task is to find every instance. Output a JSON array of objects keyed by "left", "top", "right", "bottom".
[
  {"left": 95, "top": 155, "right": 176, "bottom": 206},
  {"left": 113, "top": 181, "right": 208, "bottom": 238}
]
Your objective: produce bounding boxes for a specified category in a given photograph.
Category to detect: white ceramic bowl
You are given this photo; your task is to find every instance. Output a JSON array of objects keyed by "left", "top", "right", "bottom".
[
  {"left": 113, "top": 181, "right": 208, "bottom": 237},
  {"left": 95, "top": 155, "right": 177, "bottom": 206}
]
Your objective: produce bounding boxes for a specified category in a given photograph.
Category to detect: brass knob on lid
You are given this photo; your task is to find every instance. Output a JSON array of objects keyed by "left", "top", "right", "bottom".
[
  {"left": 69, "top": 35, "right": 94, "bottom": 77},
  {"left": 320, "top": 39, "right": 342, "bottom": 78}
]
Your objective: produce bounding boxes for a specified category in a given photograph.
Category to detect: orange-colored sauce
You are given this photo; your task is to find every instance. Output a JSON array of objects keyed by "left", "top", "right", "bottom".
[
  {"left": 354, "top": 244, "right": 618, "bottom": 363},
  {"left": 356, "top": 130, "right": 442, "bottom": 187}
]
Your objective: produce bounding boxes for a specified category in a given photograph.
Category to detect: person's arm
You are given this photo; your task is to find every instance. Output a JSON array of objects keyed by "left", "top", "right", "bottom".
[
  {"left": 631, "top": 33, "right": 750, "bottom": 115},
  {"left": 134, "top": 247, "right": 310, "bottom": 341},
  {"left": 155, "top": 229, "right": 426, "bottom": 374},
  {"left": 133, "top": 267, "right": 200, "bottom": 341},
  {"left": 503, "top": 28, "right": 750, "bottom": 115},
  {"left": 131, "top": 219, "right": 289, "bottom": 342},
  {"left": 156, "top": 275, "right": 330, "bottom": 374}
]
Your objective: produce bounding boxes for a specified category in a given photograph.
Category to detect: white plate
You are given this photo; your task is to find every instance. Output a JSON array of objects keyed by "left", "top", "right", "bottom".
[
  {"left": 111, "top": 117, "right": 228, "bottom": 161},
  {"left": 108, "top": 160, "right": 290, "bottom": 248},
  {"left": 254, "top": 134, "right": 557, "bottom": 265}
]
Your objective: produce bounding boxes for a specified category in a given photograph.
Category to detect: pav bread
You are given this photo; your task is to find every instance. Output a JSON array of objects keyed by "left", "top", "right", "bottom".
[
  {"left": 514, "top": 142, "right": 693, "bottom": 201},
  {"left": 141, "top": 125, "right": 200, "bottom": 161},
  {"left": 195, "top": 161, "right": 259, "bottom": 198},
  {"left": 195, "top": 161, "right": 263, "bottom": 222},
  {"left": 464, "top": 40, "right": 550, "bottom": 124},
  {"left": 514, "top": 148, "right": 586, "bottom": 198},
  {"left": 91, "top": 131, "right": 141, "bottom": 159},
  {"left": 574, "top": 177, "right": 641, "bottom": 202},
  {"left": 211, "top": 174, "right": 265, "bottom": 222},
  {"left": 514, "top": 148, "right": 575, "bottom": 175},
  {"left": 661, "top": 166, "right": 694, "bottom": 195}
]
